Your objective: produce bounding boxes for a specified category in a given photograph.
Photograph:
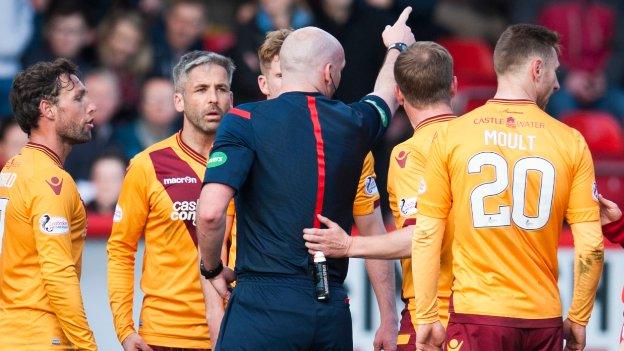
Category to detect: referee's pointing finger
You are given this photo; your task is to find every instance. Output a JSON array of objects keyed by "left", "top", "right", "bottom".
[{"left": 395, "top": 6, "right": 412, "bottom": 26}]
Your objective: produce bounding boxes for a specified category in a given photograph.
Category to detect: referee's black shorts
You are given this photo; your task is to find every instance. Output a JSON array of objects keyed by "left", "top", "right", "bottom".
[{"left": 216, "top": 273, "right": 352, "bottom": 351}]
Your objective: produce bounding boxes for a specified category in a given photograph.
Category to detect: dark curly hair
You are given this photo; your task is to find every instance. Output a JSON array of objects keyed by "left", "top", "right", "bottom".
[{"left": 9, "top": 58, "right": 78, "bottom": 135}]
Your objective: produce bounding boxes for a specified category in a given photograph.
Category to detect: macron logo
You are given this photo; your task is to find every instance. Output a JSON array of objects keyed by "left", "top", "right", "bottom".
[{"left": 163, "top": 176, "right": 198, "bottom": 185}]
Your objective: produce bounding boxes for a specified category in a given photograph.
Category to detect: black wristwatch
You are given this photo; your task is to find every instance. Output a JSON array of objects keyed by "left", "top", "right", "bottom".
[
  {"left": 200, "top": 259, "right": 224, "bottom": 279},
  {"left": 388, "top": 42, "right": 408, "bottom": 53}
]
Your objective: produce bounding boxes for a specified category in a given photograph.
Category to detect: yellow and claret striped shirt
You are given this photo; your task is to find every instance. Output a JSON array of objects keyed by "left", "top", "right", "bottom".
[{"left": 108, "top": 132, "right": 221, "bottom": 349}]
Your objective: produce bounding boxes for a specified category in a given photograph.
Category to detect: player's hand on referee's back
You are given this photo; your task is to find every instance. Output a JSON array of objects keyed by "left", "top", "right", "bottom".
[
  {"left": 382, "top": 7, "right": 416, "bottom": 48},
  {"left": 209, "top": 266, "right": 236, "bottom": 301},
  {"left": 303, "top": 214, "right": 352, "bottom": 258}
]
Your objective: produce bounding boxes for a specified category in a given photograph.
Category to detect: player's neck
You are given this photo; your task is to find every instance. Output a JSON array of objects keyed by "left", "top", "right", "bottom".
[
  {"left": 404, "top": 103, "right": 454, "bottom": 129},
  {"left": 493, "top": 76, "right": 537, "bottom": 102},
  {"left": 28, "top": 130, "right": 71, "bottom": 164},
  {"left": 180, "top": 123, "right": 214, "bottom": 158}
]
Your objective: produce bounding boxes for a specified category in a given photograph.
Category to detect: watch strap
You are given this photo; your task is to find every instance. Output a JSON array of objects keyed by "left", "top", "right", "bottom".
[{"left": 200, "top": 259, "right": 224, "bottom": 279}]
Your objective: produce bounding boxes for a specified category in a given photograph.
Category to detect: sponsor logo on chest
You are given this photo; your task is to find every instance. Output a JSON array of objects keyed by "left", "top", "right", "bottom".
[
  {"left": 163, "top": 176, "right": 198, "bottom": 185},
  {"left": 170, "top": 200, "right": 197, "bottom": 225}
]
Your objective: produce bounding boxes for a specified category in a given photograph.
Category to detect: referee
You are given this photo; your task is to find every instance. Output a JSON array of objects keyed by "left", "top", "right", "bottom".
[{"left": 197, "top": 8, "right": 415, "bottom": 350}]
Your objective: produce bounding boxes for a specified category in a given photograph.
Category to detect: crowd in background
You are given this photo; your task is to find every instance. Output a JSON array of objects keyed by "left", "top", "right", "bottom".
[{"left": 1, "top": 0, "right": 624, "bottom": 234}]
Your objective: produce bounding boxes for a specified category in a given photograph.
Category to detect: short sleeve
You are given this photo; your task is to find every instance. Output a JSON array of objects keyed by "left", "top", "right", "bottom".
[
  {"left": 388, "top": 144, "right": 425, "bottom": 228},
  {"left": 204, "top": 111, "right": 256, "bottom": 192},
  {"left": 349, "top": 94, "right": 391, "bottom": 146},
  {"left": 566, "top": 134, "right": 600, "bottom": 224},
  {"left": 416, "top": 127, "right": 452, "bottom": 219},
  {"left": 352, "top": 152, "right": 380, "bottom": 216}
]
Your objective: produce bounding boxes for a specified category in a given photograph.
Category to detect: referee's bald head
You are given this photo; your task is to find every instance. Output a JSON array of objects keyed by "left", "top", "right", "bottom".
[{"left": 280, "top": 27, "right": 344, "bottom": 76}]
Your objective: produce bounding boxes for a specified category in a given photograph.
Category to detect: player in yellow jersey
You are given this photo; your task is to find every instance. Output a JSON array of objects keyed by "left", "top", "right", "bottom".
[
  {"left": 0, "top": 58, "right": 97, "bottom": 350},
  {"left": 302, "top": 42, "right": 457, "bottom": 350},
  {"left": 411, "top": 24, "right": 604, "bottom": 351},
  {"left": 107, "top": 51, "right": 235, "bottom": 351}
]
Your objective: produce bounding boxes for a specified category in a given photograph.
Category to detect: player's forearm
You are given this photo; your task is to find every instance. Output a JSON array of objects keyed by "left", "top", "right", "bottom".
[
  {"left": 411, "top": 214, "right": 445, "bottom": 324},
  {"left": 365, "top": 258, "right": 398, "bottom": 323},
  {"left": 350, "top": 226, "right": 412, "bottom": 259},
  {"left": 106, "top": 239, "right": 138, "bottom": 342},
  {"left": 40, "top": 262, "right": 97, "bottom": 349},
  {"left": 200, "top": 275, "right": 225, "bottom": 344},
  {"left": 372, "top": 49, "right": 401, "bottom": 113},
  {"left": 568, "top": 221, "right": 605, "bottom": 325}
]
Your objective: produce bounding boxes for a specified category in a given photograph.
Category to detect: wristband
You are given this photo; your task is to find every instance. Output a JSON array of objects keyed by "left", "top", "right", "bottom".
[
  {"left": 388, "top": 42, "right": 408, "bottom": 53},
  {"left": 200, "top": 259, "right": 224, "bottom": 279}
]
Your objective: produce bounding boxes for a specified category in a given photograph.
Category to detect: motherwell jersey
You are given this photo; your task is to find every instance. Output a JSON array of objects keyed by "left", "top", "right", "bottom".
[
  {"left": 108, "top": 132, "right": 213, "bottom": 348},
  {"left": 0, "top": 143, "right": 96, "bottom": 350},
  {"left": 387, "top": 115, "right": 454, "bottom": 326},
  {"left": 418, "top": 99, "right": 600, "bottom": 325},
  {"left": 352, "top": 152, "right": 380, "bottom": 217}
]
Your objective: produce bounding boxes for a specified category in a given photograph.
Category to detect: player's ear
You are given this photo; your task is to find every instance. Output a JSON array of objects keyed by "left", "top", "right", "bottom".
[
  {"left": 450, "top": 76, "right": 458, "bottom": 98},
  {"left": 39, "top": 99, "right": 55, "bottom": 121},
  {"left": 173, "top": 91, "right": 184, "bottom": 113},
  {"left": 395, "top": 85, "right": 405, "bottom": 106},
  {"left": 258, "top": 75, "right": 270, "bottom": 97},
  {"left": 531, "top": 58, "right": 544, "bottom": 82}
]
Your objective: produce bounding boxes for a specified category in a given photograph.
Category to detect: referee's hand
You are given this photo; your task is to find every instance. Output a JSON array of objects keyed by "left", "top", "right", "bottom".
[
  {"left": 382, "top": 6, "right": 415, "bottom": 48},
  {"left": 209, "top": 266, "right": 236, "bottom": 300}
]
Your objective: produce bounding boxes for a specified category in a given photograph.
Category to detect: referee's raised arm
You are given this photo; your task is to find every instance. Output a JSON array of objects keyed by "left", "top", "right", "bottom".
[{"left": 371, "top": 7, "right": 415, "bottom": 114}]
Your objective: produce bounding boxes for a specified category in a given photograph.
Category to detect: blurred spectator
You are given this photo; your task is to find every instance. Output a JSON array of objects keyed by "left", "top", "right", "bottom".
[
  {"left": 0, "top": 0, "right": 34, "bottom": 118},
  {"left": 86, "top": 153, "right": 126, "bottom": 215},
  {"left": 97, "top": 10, "right": 152, "bottom": 118},
  {"left": 139, "top": 0, "right": 165, "bottom": 18},
  {"left": 309, "top": 0, "right": 393, "bottom": 103},
  {"left": 230, "top": 0, "right": 313, "bottom": 102},
  {"left": 539, "top": 0, "right": 624, "bottom": 122},
  {"left": 113, "top": 77, "right": 177, "bottom": 159},
  {"left": 22, "top": 0, "right": 94, "bottom": 71},
  {"left": 151, "top": 0, "right": 207, "bottom": 78},
  {"left": 66, "top": 69, "right": 123, "bottom": 181},
  {"left": 433, "top": 0, "right": 509, "bottom": 44},
  {"left": 0, "top": 118, "right": 28, "bottom": 167},
  {"left": 85, "top": 152, "right": 126, "bottom": 237}
]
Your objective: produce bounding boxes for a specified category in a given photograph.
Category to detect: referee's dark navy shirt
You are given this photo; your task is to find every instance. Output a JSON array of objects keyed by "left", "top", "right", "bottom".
[{"left": 204, "top": 91, "right": 390, "bottom": 283}]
